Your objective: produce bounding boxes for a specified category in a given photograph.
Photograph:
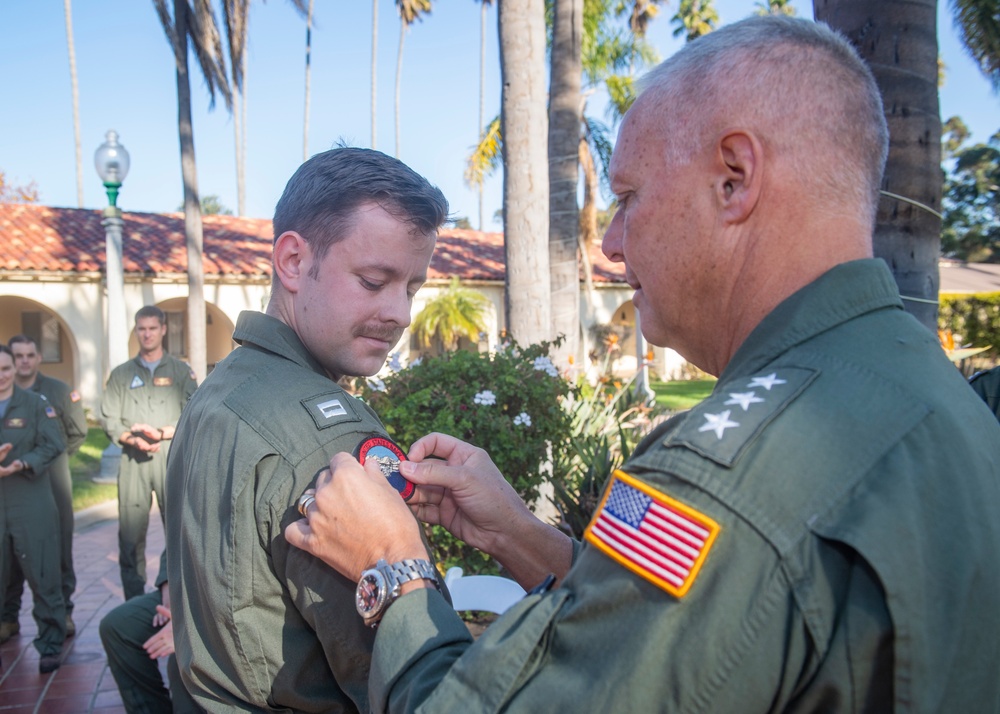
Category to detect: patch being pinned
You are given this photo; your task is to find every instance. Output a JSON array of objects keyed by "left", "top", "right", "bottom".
[
  {"left": 585, "top": 470, "right": 720, "bottom": 598},
  {"left": 354, "top": 434, "right": 415, "bottom": 501}
]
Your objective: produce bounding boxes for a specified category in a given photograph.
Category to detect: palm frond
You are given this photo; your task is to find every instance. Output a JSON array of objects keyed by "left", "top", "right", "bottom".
[
  {"left": 951, "top": 0, "right": 1000, "bottom": 91},
  {"left": 464, "top": 115, "right": 503, "bottom": 188}
]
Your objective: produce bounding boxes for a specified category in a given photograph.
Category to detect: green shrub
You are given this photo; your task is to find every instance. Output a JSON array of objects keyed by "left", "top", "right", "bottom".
[
  {"left": 361, "top": 339, "right": 574, "bottom": 573},
  {"left": 551, "top": 376, "right": 669, "bottom": 539}
]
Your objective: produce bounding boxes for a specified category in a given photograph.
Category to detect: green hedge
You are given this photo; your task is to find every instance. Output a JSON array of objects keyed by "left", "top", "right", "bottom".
[{"left": 939, "top": 293, "right": 1000, "bottom": 360}]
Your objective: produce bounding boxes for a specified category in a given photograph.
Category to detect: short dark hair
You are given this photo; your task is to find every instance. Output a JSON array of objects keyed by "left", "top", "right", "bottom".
[
  {"left": 135, "top": 305, "right": 166, "bottom": 325},
  {"left": 7, "top": 334, "right": 37, "bottom": 351},
  {"left": 272, "top": 147, "right": 449, "bottom": 274},
  {"left": 0, "top": 344, "right": 12, "bottom": 361}
]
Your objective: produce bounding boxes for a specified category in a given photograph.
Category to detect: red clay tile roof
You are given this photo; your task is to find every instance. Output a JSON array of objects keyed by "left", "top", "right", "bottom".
[{"left": 0, "top": 203, "right": 626, "bottom": 283}]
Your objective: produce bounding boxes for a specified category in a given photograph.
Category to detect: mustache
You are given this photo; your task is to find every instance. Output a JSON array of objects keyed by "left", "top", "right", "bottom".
[{"left": 353, "top": 324, "right": 404, "bottom": 343}]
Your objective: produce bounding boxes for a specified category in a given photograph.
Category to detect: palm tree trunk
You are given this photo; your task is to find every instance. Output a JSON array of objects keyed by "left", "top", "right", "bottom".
[
  {"left": 63, "top": 0, "right": 83, "bottom": 208},
  {"left": 479, "top": 0, "right": 488, "bottom": 230},
  {"left": 499, "top": 0, "right": 551, "bottom": 345},
  {"left": 174, "top": 0, "right": 207, "bottom": 381},
  {"left": 548, "top": 0, "right": 583, "bottom": 368},
  {"left": 238, "top": 44, "right": 247, "bottom": 216},
  {"left": 372, "top": 0, "right": 379, "bottom": 150},
  {"left": 814, "top": 0, "right": 942, "bottom": 331},
  {"left": 233, "top": 72, "right": 244, "bottom": 216},
  {"left": 395, "top": 19, "right": 405, "bottom": 158},
  {"left": 303, "top": 0, "right": 314, "bottom": 161}
]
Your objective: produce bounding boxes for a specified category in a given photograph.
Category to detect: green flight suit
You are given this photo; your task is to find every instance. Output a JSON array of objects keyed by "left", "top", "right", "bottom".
[
  {"left": 969, "top": 365, "right": 1000, "bottom": 422},
  {"left": 367, "top": 260, "right": 1000, "bottom": 713},
  {"left": 166, "top": 311, "right": 394, "bottom": 711},
  {"left": 102, "top": 353, "right": 197, "bottom": 599},
  {"left": 2, "top": 372, "right": 87, "bottom": 624},
  {"left": 99, "top": 552, "right": 199, "bottom": 714},
  {"left": 0, "top": 385, "right": 66, "bottom": 657}
]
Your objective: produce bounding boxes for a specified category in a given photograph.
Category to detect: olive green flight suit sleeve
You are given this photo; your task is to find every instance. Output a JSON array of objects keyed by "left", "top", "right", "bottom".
[
  {"left": 6, "top": 392, "right": 66, "bottom": 478},
  {"left": 256, "top": 452, "right": 379, "bottom": 710},
  {"left": 61, "top": 386, "right": 88, "bottom": 455},
  {"left": 101, "top": 365, "right": 131, "bottom": 442},
  {"left": 367, "top": 470, "right": 892, "bottom": 714}
]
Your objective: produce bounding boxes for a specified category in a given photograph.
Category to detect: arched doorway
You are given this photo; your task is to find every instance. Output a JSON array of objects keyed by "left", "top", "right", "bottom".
[{"left": 0, "top": 295, "right": 80, "bottom": 388}]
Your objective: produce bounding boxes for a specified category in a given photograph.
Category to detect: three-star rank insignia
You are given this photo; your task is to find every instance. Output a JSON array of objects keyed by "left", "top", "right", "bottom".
[{"left": 354, "top": 434, "right": 415, "bottom": 501}]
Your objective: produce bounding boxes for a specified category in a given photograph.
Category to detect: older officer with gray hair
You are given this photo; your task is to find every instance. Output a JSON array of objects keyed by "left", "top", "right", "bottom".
[{"left": 287, "top": 16, "right": 1000, "bottom": 713}]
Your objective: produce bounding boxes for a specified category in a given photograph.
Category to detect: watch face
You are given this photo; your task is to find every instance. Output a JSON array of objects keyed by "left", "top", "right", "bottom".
[{"left": 356, "top": 570, "right": 387, "bottom": 620}]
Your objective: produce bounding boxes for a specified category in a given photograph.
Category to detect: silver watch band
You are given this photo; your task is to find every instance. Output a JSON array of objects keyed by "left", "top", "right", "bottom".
[{"left": 385, "top": 558, "right": 439, "bottom": 593}]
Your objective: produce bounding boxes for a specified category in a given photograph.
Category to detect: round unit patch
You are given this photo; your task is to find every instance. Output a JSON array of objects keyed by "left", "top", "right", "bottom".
[{"left": 354, "top": 435, "right": 415, "bottom": 501}]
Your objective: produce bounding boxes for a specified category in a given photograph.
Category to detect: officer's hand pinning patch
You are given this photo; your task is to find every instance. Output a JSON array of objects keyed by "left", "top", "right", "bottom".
[
  {"left": 585, "top": 470, "right": 720, "bottom": 598},
  {"left": 354, "top": 434, "right": 415, "bottom": 501}
]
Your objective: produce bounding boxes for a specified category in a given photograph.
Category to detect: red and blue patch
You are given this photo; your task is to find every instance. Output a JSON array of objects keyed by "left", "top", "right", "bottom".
[{"left": 354, "top": 435, "right": 415, "bottom": 501}]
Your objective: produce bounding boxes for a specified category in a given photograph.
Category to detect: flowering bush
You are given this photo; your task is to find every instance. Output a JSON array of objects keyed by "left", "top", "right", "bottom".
[{"left": 360, "top": 338, "right": 574, "bottom": 573}]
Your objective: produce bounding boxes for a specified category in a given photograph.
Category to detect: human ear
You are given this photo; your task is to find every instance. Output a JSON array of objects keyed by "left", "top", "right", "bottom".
[
  {"left": 272, "top": 232, "right": 309, "bottom": 294},
  {"left": 717, "top": 131, "right": 762, "bottom": 224}
]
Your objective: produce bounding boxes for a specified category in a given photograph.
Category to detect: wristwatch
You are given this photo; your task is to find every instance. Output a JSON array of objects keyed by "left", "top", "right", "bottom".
[{"left": 356, "top": 558, "right": 439, "bottom": 627}]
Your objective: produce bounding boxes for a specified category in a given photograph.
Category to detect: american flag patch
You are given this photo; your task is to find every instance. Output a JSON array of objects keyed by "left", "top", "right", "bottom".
[{"left": 585, "top": 470, "right": 720, "bottom": 597}]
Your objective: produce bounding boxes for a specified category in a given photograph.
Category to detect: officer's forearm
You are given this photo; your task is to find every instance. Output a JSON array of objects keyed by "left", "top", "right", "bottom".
[{"left": 492, "top": 517, "right": 574, "bottom": 590}]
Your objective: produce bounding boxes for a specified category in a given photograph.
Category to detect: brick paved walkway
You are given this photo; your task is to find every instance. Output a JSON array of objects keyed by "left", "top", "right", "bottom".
[{"left": 0, "top": 502, "right": 164, "bottom": 713}]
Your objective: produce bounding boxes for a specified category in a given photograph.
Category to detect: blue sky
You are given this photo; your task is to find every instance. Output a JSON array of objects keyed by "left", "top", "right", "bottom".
[{"left": 1, "top": 0, "right": 997, "bottom": 227}]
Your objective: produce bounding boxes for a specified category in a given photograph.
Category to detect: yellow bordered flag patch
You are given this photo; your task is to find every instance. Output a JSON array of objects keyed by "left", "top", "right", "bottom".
[{"left": 584, "top": 470, "right": 720, "bottom": 598}]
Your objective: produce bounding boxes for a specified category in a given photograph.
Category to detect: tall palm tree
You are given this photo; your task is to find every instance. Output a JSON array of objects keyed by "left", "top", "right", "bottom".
[
  {"left": 223, "top": 0, "right": 249, "bottom": 217},
  {"left": 950, "top": 0, "right": 1000, "bottom": 90},
  {"left": 499, "top": 0, "right": 551, "bottom": 345},
  {"left": 222, "top": 1, "right": 306, "bottom": 215},
  {"left": 303, "top": 0, "right": 315, "bottom": 161},
  {"left": 153, "top": 0, "right": 231, "bottom": 382},
  {"left": 372, "top": 0, "right": 379, "bottom": 150},
  {"left": 815, "top": 0, "right": 942, "bottom": 331},
  {"left": 549, "top": 0, "right": 584, "bottom": 369},
  {"left": 476, "top": 0, "right": 495, "bottom": 230},
  {"left": 63, "top": 0, "right": 83, "bottom": 208},
  {"left": 394, "top": 0, "right": 433, "bottom": 158}
]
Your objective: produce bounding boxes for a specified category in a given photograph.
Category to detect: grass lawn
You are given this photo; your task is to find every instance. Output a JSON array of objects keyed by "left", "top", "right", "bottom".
[
  {"left": 650, "top": 378, "right": 717, "bottom": 411},
  {"left": 70, "top": 427, "right": 117, "bottom": 512}
]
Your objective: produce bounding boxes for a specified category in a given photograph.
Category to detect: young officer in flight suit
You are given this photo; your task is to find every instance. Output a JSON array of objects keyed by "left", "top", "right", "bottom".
[
  {"left": 0, "top": 335, "right": 87, "bottom": 642},
  {"left": 101, "top": 306, "right": 196, "bottom": 600},
  {"left": 0, "top": 344, "right": 65, "bottom": 673}
]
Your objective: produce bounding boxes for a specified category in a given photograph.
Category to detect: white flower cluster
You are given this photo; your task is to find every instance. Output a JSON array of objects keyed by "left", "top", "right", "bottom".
[
  {"left": 386, "top": 351, "right": 404, "bottom": 372},
  {"left": 533, "top": 355, "right": 559, "bottom": 378},
  {"left": 473, "top": 390, "right": 497, "bottom": 406},
  {"left": 513, "top": 412, "right": 532, "bottom": 427},
  {"left": 367, "top": 377, "right": 387, "bottom": 392}
]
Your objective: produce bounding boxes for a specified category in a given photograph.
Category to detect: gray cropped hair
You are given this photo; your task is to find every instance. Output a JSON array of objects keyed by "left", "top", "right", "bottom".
[{"left": 638, "top": 15, "right": 888, "bottom": 224}]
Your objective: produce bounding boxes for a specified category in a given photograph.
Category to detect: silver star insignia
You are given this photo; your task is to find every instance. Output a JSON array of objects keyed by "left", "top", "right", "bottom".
[
  {"left": 748, "top": 373, "right": 787, "bottom": 391},
  {"left": 699, "top": 410, "right": 740, "bottom": 440},
  {"left": 724, "top": 391, "right": 764, "bottom": 411}
]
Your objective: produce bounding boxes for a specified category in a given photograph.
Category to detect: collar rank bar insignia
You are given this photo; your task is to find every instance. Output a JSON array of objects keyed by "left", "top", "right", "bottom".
[
  {"left": 585, "top": 470, "right": 720, "bottom": 598},
  {"left": 354, "top": 435, "right": 415, "bottom": 501}
]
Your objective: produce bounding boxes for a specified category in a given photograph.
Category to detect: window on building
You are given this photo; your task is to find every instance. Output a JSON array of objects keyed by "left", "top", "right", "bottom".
[{"left": 21, "top": 312, "right": 62, "bottom": 363}]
